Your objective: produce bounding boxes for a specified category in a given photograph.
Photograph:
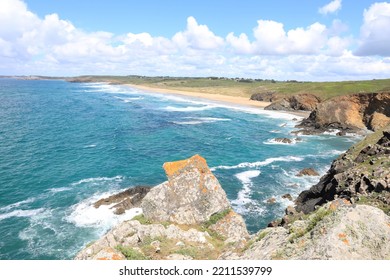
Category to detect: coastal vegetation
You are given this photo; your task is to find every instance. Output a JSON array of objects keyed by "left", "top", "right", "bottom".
[
  {"left": 67, "top": 75, "right": 390, "bottom": 100},
  {"left": 8, "top": 75, "right": 389, "bottom": 100}
]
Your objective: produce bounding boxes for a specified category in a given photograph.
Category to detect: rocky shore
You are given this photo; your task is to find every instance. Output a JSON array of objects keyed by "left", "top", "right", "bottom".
[
  {"left": 253, "top": 91, "right": 390, "bottom": 135},
  {"left": 75, "top": 127, "right": 390, "bottom": 260}
]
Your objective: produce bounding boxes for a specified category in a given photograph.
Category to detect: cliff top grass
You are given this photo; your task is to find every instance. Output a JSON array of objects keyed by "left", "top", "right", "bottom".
[
  {"left": 346, "top": 124, "right": 390, "bottom": 160},
  {"left": 65, "top": 75, "right": 390, "bottom": 100}
]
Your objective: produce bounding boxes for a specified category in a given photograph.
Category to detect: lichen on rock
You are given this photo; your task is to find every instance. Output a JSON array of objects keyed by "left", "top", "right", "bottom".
[{"left": 141, "top": 154, "right": 231, "bottom": 225}]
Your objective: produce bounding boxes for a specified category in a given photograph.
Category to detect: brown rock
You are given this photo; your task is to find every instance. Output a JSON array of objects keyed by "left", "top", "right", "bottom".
[
  {"left": 265, "top": 94, "right": 320, "bottom": 111},
  {"left": 297, "top": 92, "right": 390, "bottom": 133},
  {"left": 274, "top": 138, "right": 293, "bottom": 144},
  {"left": 296, "top": 168, "right": 319, "bottom": 177},
  {"left": 141, "top": 154, "right": 231, "bottom": 224},
  {"left": 267, "top": 197, "right": 276, "bottom": 204},
  {"left": 94, "top": 186, "right": 151, "bottom": 215},
  {"left": 282, "top": 193, "right": 293, "bottom": 201},
  {"left": 369, "top": 112, "right": 390, "bottom": 131}
]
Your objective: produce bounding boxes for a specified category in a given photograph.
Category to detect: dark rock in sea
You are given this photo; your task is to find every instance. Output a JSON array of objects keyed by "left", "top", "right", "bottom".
[
  {"left": 267, "top": 197, "right": 277, "bottom": 204},
  {"left": 282, "top": 193, "right": 293, "bottom": 201},
  {"left": 274, "top": 138, "right": 293, "bottom": 144},
  {"left": 296, "top": 168, "right": 319, "bottom": 177},
  {"left": 94, "top": 186, "right": 152, "bottom": 215}
]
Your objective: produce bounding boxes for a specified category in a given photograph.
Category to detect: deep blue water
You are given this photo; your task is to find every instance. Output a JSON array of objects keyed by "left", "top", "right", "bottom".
[{"left": 0, "top": 79, "right": 358, "bottom": 259}]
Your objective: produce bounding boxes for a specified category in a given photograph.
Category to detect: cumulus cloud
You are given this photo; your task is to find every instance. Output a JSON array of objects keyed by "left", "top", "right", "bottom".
[
  {"left": 226, "top": 20, "right": 344, "bottom": 55},
  {"left": 355, "top": 2, "right": 390, "bottom": 56},
  {"left": 172, "top": 16, "right": 224, "bottom": 50},
  {"left": 0, "top": 0, "right": 389, "bottom": 81},
  {"left": 319, "top": 0, "right": 342, "bottom": 15}
]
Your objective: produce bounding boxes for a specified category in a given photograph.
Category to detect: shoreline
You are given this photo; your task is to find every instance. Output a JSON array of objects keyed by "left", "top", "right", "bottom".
[{"left": 126, "top": 83, "right": 310, "bottom": 118}]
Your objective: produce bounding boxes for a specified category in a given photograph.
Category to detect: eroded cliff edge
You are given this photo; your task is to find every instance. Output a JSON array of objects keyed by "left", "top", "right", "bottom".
[{"left": 75, "top": 130, "right": 390, "bottom": 260}]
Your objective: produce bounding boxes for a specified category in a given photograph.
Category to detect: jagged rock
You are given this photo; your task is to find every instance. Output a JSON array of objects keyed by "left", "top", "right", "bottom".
[
  {"left": 76, "top": 155, "right": 249, "bottom": 260},
  {"left": 369, "top": 112, "right": 390, "bottom": 131},
  {"left": 282, "top": 194, "right": 293, "bottom": 201},
  {"left": 94, "top": 186, "right": 151, "bottom": 215},
  {"left": 295, "top": 127, "right": 390, "bottom": 214},
  {"left": 267, "top": 197, "right": 276, "bottom": 204},
  {"left": 274, "top": 138, "right": 293, "bottom": 144},
  {"left": 235, "top": 203, "right": 390, "bottom": 260},
  {"left": 209, "top": 210, "right": 249, "bottom": 245},
  {"left": 265, "top": 99, "right": 292, "bottom": 111},
  {"left": 297, "top": 92, "right": 390, "bottom": 133},
  {"left": 91, "top": 247, "right": 126, "bottom": 260},
  {"left": 250, "top": 92, "right": 280, "bottom": 102},
  {"left": 296, "top": 168, "right": 319, "bottom": 177},
  {"left": 265, "top": 94, "right": 320, "bottom": 111},
  {"left": 75, "top": 220, "right": 214, "bottom": 260},
  {"left": 141, "top": 154, "right": 230, "bottom": 225}
]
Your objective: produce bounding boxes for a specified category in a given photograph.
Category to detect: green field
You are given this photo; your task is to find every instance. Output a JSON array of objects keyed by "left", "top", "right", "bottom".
[{"left": 36, "top": 75, "right": 390, "bottom": 100}]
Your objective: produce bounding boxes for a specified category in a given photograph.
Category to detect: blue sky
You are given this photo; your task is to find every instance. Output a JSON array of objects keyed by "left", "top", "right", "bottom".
[
  {"left": 1, "top": 0, "right": 390, "bottom": 80},
  {"left": 24, "top": 0, "right": 366, "bottom": 38}
]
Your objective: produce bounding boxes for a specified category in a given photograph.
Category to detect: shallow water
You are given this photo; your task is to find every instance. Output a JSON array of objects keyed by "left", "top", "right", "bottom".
[{"left": 0, "top": 79, "right": 358, "bottom": 259}]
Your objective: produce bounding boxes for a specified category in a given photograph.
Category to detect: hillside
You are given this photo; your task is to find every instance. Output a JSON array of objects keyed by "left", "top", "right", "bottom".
[{"left": 65, "top": 75, "right": 390, "bottom": 100}]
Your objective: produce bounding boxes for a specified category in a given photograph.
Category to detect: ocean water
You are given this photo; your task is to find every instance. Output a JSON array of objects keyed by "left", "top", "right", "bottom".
[{"left": 0, "top": 79, "right": 358, "bottom": 259}]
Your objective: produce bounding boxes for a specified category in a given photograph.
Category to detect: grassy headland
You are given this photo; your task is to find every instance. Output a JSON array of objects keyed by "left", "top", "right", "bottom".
[{"left": 65, "top": 75, "right": 390, "bottom": 100}]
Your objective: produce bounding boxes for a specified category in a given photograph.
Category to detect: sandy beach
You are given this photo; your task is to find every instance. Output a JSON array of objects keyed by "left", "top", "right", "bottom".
[{"left": 126, "top": 83, "right": 310, "bottom": 118}]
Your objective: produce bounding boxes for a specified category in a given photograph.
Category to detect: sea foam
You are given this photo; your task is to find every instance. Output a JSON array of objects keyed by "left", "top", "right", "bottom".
[
  {"left": 211, "top": 156, "right": 304, "bottom": 171},
  {"left": 232, "top": 170, "right": 264, "bottom": 215},
  {"left": 0, "top": 208, "right": 46, "bottom": 221},
  {"left": 66, "top": 191, "right": 142, "bottom": 230}
]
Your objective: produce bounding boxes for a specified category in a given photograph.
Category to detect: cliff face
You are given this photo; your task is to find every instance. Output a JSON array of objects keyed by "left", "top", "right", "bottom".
[
  {"left": 264, "top": 94, "right": 321, "bottom": 111},
  {"left": 295, "top": 127, "right": 390, "bottom": 214},
  {"left": 75, "top": 138, "right": 390, "bottom": 260},
  {"left": 297, "top": 92, "right": 390, "bottom": 133}
]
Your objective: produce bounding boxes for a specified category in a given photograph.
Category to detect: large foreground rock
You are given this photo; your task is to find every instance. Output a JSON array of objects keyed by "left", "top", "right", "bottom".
[
  {"left": 231, "top": 202, "right": 390, "bottom": 260},
  {"left": 141, "top": 154, "right": 231, "bottom": 225}
]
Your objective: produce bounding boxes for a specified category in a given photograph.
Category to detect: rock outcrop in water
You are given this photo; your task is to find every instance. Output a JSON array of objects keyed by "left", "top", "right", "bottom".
[
  {"left": 94, "top": 186, "right": 151, "bottom": 215},
  {"left": 75, "top": 137, "right": 390, "bottom": 260}
]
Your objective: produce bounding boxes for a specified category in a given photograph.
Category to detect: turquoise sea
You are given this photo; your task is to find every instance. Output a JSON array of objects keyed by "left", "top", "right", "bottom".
[{"left": 0, "top": 79, "right": 358, "bottom": 259}]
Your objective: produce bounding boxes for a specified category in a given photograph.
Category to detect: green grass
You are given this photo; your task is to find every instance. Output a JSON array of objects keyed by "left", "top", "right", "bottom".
[
  {"left": 65, "top": 75, "right": 390, "bottom": 100},
  {"left": 131, "top": 214, "right": 152, "bottom": 225},
  {"left": 116, "top": 245, "right": 149, "bottom": 260},
  {"left": 202, "top": 208, "right": 232, "bottom": 228},
  {"left": 288, "top": 207, "right": 333, "bottom": 243}
]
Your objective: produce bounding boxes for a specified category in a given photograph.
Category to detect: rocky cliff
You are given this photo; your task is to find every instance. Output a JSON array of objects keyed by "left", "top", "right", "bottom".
[
  {"left": 75, "top": 139, "right": 390, "bottom": 260},
  {"left": 296, "top": 92, "right": 390, "bottom": 134},
  {"left": 264, "top": 94, "right": 321, "bottom": 112},
  {"left": 294, "top": 126, "right": 390, "bottom": 214}
]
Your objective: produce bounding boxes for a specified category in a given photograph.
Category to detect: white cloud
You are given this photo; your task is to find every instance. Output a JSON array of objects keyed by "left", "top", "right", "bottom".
[
  {"left": 227, "top": 20, "right": 333, "bottom": 55},
  {"left": 0, "top": 0, "right": 389, "bottom": 81},
  {"left": 319, "top": 0, "right": 342, "bottom": 15},
  {"left": 355, "top": 2, "right": 390, "bottom": 56},
  {"left": 172, "top": 16, "right": 224, "bottom": 50}
]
